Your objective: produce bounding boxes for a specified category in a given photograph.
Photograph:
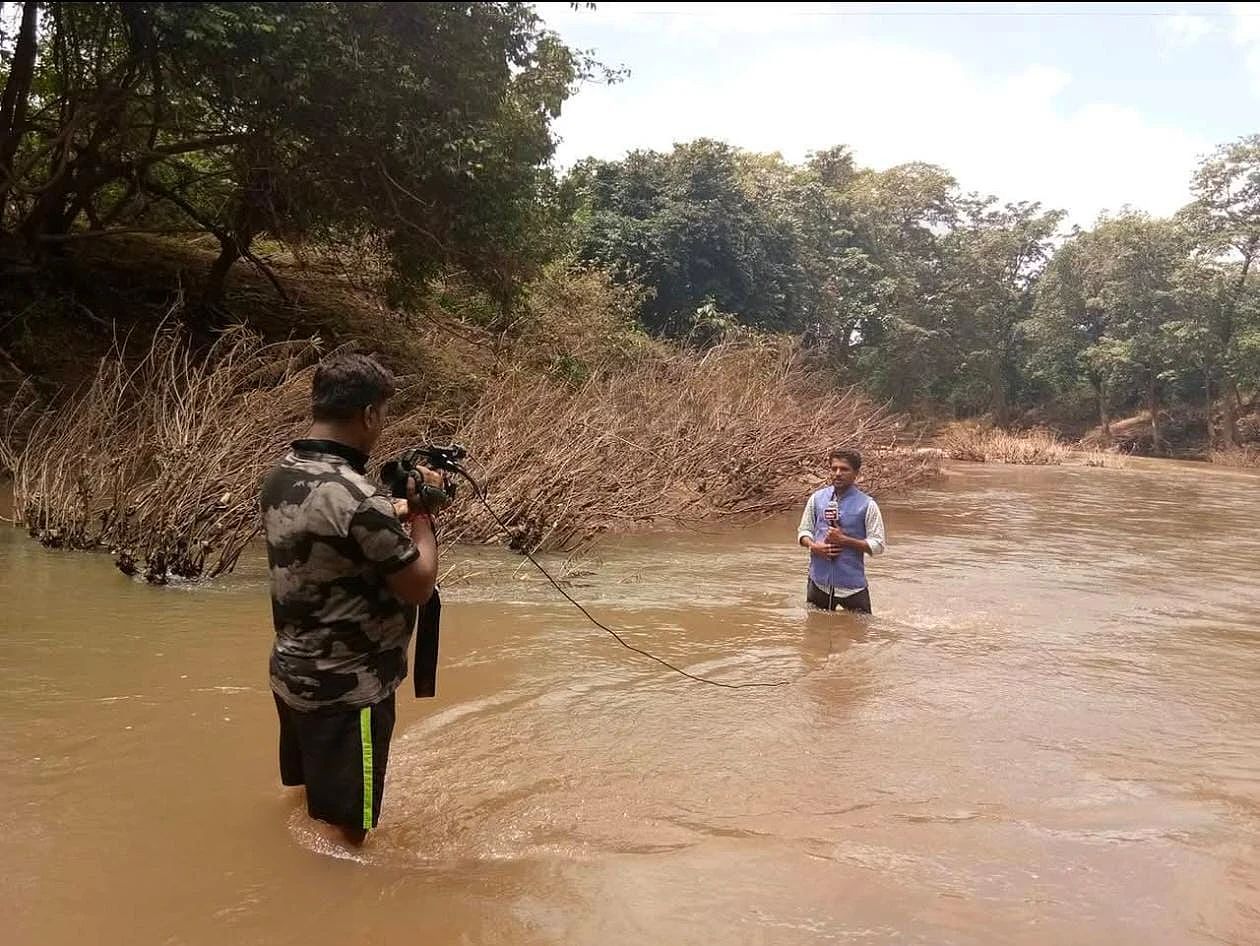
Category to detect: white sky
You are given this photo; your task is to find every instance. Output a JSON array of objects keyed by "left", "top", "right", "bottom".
[{"left": 538, "top": 2, "right": 1260, "bottom": 224}]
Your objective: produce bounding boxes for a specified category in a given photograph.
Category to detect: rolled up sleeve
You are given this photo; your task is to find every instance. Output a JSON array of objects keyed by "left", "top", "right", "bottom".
[
  {"left": 797, "top": 499, "right": 815, "bottom": 546},
  {"left": 350, "top": 495, "right": 420, "bottom": 575},
  {"left": 865, "top": 500, "right": 886, "bottom": 556}
]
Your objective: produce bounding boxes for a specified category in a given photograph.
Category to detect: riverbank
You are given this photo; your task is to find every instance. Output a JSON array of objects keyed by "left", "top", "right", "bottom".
[
  {"left": 0, "top": 239, "right": 938, "bottom": 582},
  {"left": 921, "top": 403, "right": 1260, "bottom": 468},
  {"left": 934, "top": 422, "right": 1129, "bottom": 468}
]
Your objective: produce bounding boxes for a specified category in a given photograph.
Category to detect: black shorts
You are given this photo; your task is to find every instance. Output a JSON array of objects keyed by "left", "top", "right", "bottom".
[
  {"left": 806, "top": 579, "right": 872, "bottom": 614},
  {"left": 273, "top": 693, "right": 396, "bottom": 831}
]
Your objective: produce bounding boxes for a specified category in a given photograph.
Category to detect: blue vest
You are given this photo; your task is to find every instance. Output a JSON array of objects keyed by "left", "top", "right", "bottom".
[{"left": 808, "top": 485, "right": 870, "bottom": 590}]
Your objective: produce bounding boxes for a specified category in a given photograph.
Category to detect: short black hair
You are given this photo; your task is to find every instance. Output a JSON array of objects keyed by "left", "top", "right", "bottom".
[
  {"left": 311, "top": 353, "right": 396, "bottom": 421},
  {"left": 828, "top": 447, "right": 862, "bottom": 471}
]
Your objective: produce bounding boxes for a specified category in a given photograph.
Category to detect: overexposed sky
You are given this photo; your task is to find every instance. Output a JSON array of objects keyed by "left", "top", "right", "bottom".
[{"left": 538, "top": 2, "right": 1260, "bottom": 223}]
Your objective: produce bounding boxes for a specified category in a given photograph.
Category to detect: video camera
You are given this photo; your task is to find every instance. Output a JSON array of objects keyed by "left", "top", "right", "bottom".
[
  {"left": 380, "top": 444, "right": 468, "bottom": 513},
  {"left": 380, "top": 444, "right": 469, "bottom": 700}
]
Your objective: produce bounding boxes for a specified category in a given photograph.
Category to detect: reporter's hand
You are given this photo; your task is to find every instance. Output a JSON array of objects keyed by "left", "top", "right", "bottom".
[
  {"left": 809, "top": 540, "right": 843, "bottom": 558},
  {"left": 824, "top": 526, "right": 846, "bottom": 545}
]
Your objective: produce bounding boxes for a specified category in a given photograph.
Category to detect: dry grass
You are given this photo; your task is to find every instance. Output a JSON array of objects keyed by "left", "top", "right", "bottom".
[
  {"left": 1211, "top": 446, "right": 1260, "bottom": 468},
  {"left": 1, "top": 321, "right": 322, "bottom": 581},
  {"left": 1076, "top": 449, "right": 1129, "bottom": 469},
  {"left": 2, "top": 323, "right": 937, "bottom": 581},
  {"left": 427, "top": 338, "right": 935, "bottom": 551},
  {"left": 937, "top": 422, "right": 1131, "bottom": 468},
  {"left": 937, "top": 422, "right": 1071, "bottom": 465}
]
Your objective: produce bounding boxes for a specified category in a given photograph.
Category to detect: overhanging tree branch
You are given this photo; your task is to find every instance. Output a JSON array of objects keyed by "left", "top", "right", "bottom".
[{"left": 140, "top": 178, "right": 291, "bottom": 306}]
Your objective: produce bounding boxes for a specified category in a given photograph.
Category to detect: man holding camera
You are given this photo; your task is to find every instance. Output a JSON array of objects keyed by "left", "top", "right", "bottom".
[
  {"left": 797, "top": 447, "right": 885, "bottom": 614},
  {"left": 260, "top": 353, "right": 443, "bottom": 847}
]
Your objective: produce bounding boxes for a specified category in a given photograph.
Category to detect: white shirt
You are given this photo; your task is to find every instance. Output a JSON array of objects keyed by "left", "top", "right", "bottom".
[{"left": 796, "top": 490, "right": 886, "bottom": 597}]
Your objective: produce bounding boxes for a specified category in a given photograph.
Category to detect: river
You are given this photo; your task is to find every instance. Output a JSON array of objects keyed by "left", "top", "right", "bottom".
[{"left": 2, "top": 460, "right": 1259, "bottom": 945}]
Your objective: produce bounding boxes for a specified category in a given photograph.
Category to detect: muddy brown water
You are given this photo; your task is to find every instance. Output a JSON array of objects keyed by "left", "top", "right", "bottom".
[{"left": 2, "top": 460, "right": 1259, "bottom": 946}]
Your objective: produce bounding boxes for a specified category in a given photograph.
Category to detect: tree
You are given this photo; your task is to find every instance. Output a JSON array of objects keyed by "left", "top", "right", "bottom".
[
  {"left": 565, "top": 140, "right": 813, "bottom": 334},
  {"left": 1029, "top": 234, "right": 1117, "bottom": 440},
  {"left": 0, "top": 1, "right": 39, "bottom": 226},
  {"left": 790, "top": 146, "right": 892, "bottom": 366},
  {"left": 1182, "top": 134, "right": 1260, "bottom": 447},
  {"left": 1166, "top": 255, "right": 1233, "bottom": 446},
  {"left": 845, "top": 162, "right": 960, "bottom": 408},
  {"left": 941, "top": 198, "right": 1064, "bottom": 423},
  {"left": 1031, "top": 213, "right": 1185, "bottom": 452},
  {"left": 1, "top": 2, "right": 590, "bottom": 322},
  {"left": 1102, "top": 215, "right": 1187, "bottom": 453}
]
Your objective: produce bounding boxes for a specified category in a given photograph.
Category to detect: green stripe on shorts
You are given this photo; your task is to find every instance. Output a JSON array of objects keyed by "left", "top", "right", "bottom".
[{"left": 359, "top": 707, "right": 373, "bottom": 830}]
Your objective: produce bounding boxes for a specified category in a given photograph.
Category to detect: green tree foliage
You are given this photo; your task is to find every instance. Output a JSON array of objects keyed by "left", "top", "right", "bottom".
[
  {"left": 1028, "top": 233, "right": 1117, "bottom": 437},
  {"left": 844, "top": 162, "right": 958, "bottom": 408},
  {"left": 1028, "top": 213, "right": 1184, "bottom": 452},
  {"left": 565, "top": 142, "right": 893, "bottom": 340},
  {"left": 0, "top": 1, "right": 589, "bottom": 318},
  {"left": 940, "top": 198, "right": 1064, "bottom": 423},
  {"left": 564, "top": 140, "right": 810, "bottom": 334},
  {"left": 1179, "top": 134, "right": 1260, "bottom": 446},
  {"left": 570, "top": 135, "right": 1260, "bottom": 447},
  {"left": 4, "top": 3, "right": 1259, "bottom": 449}
]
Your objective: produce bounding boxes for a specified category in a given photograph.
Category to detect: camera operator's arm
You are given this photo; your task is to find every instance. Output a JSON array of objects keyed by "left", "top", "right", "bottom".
[
  {"left": 386, "top": 515, "right": 438, "bottom": 607},
  {"left": 350, "top": 474, "right": 440, "bottom": 607}
]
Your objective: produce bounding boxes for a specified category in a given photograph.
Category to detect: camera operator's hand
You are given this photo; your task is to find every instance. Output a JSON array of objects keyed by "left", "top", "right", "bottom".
[
  {"left": 408, "top": 466, "right": 449, "bottom": 516},
  {"left": 414, "top": 465, "right": 444, "bottom": 490},
  {"left": 391, "top": 466, "right": 446, "bottom": 520}
]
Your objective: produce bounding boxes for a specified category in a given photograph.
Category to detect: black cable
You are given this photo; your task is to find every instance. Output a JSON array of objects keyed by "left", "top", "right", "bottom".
[{"left": 448, "top": 463, "right": 796, "bottom": 690}]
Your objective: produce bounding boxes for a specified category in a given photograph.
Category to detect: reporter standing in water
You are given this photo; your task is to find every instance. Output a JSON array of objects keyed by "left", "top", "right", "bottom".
[
  {"left": 797, "top": 447, "right": 886, "bottom": 614},
  {"left": 260, "top": 353, "right": 443, "bottom": 848}
]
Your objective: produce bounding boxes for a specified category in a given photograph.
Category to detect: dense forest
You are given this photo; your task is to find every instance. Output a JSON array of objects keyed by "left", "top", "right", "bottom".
[
  {"left": 562, "top": 138, "right": 1260, "bottom": 453},
  {"left": 2, "top": 1, "right": 1258, "bottom": 458}
]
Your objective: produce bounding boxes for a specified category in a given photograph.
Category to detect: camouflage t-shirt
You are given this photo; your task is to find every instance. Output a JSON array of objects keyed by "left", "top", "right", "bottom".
[{"left": 261, "top": 439, "right": 419, "bottom": 712}]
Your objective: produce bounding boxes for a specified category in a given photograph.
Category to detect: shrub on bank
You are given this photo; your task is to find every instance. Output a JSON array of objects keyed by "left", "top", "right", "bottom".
[
  {"left": 2, "top": 312, "right": 937, "bottom": 582},
  {"left": 1211, "top": 447, "right": 1260, "bottom": 468},
  {"left": 937, "top": 422, "right": 1126, "bottom": 468}
]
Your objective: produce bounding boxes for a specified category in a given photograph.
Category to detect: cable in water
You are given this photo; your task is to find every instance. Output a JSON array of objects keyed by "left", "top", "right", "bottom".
[{"left": 450, "top": 464, "right": 800, "bottom": 690}]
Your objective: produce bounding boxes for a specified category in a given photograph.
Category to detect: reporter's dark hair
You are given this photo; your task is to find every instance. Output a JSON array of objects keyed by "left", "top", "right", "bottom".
[
  {"left": 828, "top": 447, "right": 862, "bottom": 470},
  {"left": 311, "top": 353, "right": 396, "bottom": 421}
]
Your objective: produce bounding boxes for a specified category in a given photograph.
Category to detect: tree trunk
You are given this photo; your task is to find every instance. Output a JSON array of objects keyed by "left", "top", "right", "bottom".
[
  {"left": 1094, "top": 378, "right": 1111, "bottom": 445},
  {"left": 205, "top": 239, "right": 240, "bottom": 310},
  {"left": 991, "top": 357, "right": 1008, "bottom": 427},
  {"left": 0, "top": 1, "right": 40, "bottom": 221},
  {"left": 1217, "top": 243, "right": 1255, "bottom": 448},
  {"left": 1147, "top": 374, "right": 1161, "bottom": 456},
  {"left": 185, "top": 238, "right": 243, "bottom": 344},
  {"left": 202, "top": 181, "right": 264, "bottom": 310},
  {"left": 1221, "top": 379, "right": 1238, "bottom": 450},
  {"left": 1204, "top": 368, "right": 1215, "bottom": 454},
  {"left": 836, "top": 321, "right": 859, "bottom": 367},
  {"left": 202, "top": 217, "right": 263, "bottom": 312},
  {"left": 18, "top": 177, "right": 76, "bottom": 253}
]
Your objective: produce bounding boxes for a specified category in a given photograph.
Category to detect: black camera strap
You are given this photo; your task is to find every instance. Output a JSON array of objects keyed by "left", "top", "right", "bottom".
[{"left": 413, "top": 588, "right": 441, "bottom": 698}]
